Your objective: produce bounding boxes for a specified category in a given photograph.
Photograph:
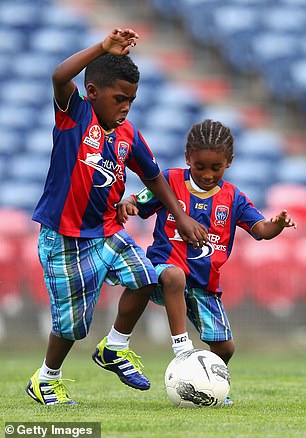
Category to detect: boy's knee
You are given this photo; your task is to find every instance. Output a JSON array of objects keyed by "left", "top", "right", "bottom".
[
  {"left": 160, "top": 266, "right": 185, "bottom": 289},
  {"left": 208, "top": 340, "right": 235, "bottom": 365}
]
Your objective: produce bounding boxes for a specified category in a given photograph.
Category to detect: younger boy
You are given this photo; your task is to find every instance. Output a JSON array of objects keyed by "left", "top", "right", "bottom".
[{"left": 117, "top": 119, "right": 296, "bottom": 401}]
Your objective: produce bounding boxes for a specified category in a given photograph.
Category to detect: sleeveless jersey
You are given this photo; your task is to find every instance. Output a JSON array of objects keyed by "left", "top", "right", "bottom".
[
  {"left": 133, "top": 168, "right": 265, "bottom": 292},
  {"left": 32, "top": 87, "right": 160, "bottom": 237}
]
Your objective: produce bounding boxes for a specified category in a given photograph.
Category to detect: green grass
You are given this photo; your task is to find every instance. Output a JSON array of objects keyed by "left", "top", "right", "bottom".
[{"left": 1, "top": 347, "right": 306, "bottom": 438}]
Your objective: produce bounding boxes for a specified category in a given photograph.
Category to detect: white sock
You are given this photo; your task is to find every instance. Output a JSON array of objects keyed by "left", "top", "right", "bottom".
[
  {"left": 38, "top": 359, "right": 62, "bottom": 380},
  {"left": 171, "top": 332, "right": 194, "bottom": 357},
  {"left": 106, "top": 325, "right": 132, "bottom": 350}
]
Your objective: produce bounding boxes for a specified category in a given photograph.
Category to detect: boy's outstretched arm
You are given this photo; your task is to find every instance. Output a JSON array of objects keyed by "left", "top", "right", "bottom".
[
  {"left": 142, "top": 173, "right": 209, "bottom": 247},
  {"left": 252, "top": 209, "right": 297, "bottom": 240},
  {"left": 52, "top": 28, "right": 139, "bottom": 109}
]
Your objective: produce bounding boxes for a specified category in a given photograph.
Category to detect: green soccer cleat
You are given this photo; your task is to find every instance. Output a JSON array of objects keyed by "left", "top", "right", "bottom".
[
  {"left": 26, "top": 369, "right": 76, "bottom": 405},
  {"left": 92, "top": 336, "right": 150, "bottom": 390}
]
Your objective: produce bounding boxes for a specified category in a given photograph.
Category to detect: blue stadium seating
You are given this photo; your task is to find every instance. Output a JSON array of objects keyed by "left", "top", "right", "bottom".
[{"left": 1, "top": 0, "right": 305, "bottom": 214}]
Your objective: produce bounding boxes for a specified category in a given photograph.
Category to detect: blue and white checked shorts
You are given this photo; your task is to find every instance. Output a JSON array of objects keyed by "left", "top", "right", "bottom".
[
  {"left": 38, "top": 226, "right": 158, "bottom": 340},
  {"left": 151, "top": 264, "right": 232, "bottom": 342}
]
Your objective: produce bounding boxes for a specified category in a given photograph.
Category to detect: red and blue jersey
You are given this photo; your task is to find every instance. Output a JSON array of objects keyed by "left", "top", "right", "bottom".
[
  {"left": 133, "top": 168, "right": 265, "bottom": 293},
  {"left": 32, "top": 87, "right": 160, "bottom": 238}
]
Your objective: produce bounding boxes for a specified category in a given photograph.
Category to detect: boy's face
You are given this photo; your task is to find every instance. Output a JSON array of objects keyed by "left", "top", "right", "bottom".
[
  {"left": 86, "top": 79, "right": 138, "bottom": 131},
  {"left": 186, "top": 148, "right": 233, "bottom": 191}
]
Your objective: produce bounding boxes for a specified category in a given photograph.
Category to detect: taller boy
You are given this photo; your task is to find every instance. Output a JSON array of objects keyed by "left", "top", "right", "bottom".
[{"left": 26, "top": 28, "right": 207, "bottom": 405}]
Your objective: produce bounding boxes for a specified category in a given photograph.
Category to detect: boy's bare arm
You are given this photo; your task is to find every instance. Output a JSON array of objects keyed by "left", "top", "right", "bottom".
[
  {"left": 252, "top": 209, "right": 297, "bottom": 240},
  {"left": 52, "top": 28, "right": 139, "bottom": 109}
]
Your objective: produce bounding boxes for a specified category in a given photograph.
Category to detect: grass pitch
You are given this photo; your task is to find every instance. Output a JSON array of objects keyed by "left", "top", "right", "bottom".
[{"left": 1, "top": 346, "right": 306, "bottom": 438}]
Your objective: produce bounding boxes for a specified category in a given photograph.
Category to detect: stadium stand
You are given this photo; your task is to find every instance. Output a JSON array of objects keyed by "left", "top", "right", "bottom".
[{"left": 0, "top": 0, "right": 305, "bottom": 344}]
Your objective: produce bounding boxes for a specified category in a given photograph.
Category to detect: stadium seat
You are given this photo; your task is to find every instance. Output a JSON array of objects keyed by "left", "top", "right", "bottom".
[
  {"left": 219, "top": 231, "right": 248, "bottom": 309},
  {"left": 2, "top": 80, "right": 49, "bottom": 108},
  {"left": 24, "top": 130, "right": 52, "bottom": 155},
  {"left": 226, "top": 158, "right": 275, "bottom": 188},
  {"left": 261, "top": 6, "right": 306, "bottom": 33},
  {"left": 0, "top": 105, "right": 38, "bottom": 131},
  {"left": 199, "top": 105, "right": 244, "bottom": 137},
  {"left": 234, "top": 129, "right": 285, "bottom": 161},
  {"left": 30, "top": 28, "right": 83, "bottom": 57},
  {"left": 0, "top": 181, "right": 42, "bottom": 211},
  {"left": 265, "top": 183, "right": 306, "bottom": 227},
  {"left": 274, "top": 156, "right": 306, "bottom": 185},
  {"left": 0, "top": 208, "right": 32, "bottom": 313},
  {"left": 242, "top": 237, "right": 297, "bottom": 312},
  {"left": 6, "top": 153, "right": 49, "bottom": 182},
  {"left": 0, "top": 28, "right": 25, "bottom": 54},
  {"left": 10, "top": 52, "right": 57, "bottom": 82},
  {"left": 39, "top": 3, "right": 88, "bottom": 32},
  {"left": 0, "top": 2, "right": 41, "bottom": 34}
]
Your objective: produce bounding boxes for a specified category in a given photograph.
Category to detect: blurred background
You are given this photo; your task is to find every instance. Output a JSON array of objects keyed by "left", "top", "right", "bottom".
[{"left": 0, "top": 0, "right": 306, "bottom": 353}]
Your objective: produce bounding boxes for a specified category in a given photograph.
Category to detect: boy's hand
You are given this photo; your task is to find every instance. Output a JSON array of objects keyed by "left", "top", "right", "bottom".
[
  {"left": 175, "top": 215, "right": 209, "bottom": 249},
  {"left": 102, "top": 28, "right": 139, "bottom": 55},
  {"left": 117, "top": 198, "right": 139, "bottom": 224},
  {"left": 270, "top": 209, "right": 297, "bottom": 229}
]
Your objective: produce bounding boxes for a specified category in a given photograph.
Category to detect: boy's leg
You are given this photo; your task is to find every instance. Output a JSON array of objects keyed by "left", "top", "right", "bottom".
[
  {"left": 92, "top": 285, "right": 153, "bottom": 390},
  {"left": 44, "top": 333, "right": 75, "bottom": 371},
  {"left": 160, "top": 266, "right": 187, "bottom": 335},
  {"left": 113, "top": 285, "right": 152, "bottom": 334},
  {"left": 207, "top": 340, "right": 235, "bottom": 365},
  {"left": 154, "top": 265, "right": 194, "bottom": 356},
  {"left": 26, "top": 228, "right": 104, "bottom": 404},
  {"left": 92, "top": 230, "right": 157, "bottom": 390},
  {"left": 185, "top": 288, "right": 234, "bottom": 404}
]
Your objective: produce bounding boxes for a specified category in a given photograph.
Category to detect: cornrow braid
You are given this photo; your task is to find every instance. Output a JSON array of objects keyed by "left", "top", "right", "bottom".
[{"left": 186, "top": 119, "right": 234, "bottom": 160}]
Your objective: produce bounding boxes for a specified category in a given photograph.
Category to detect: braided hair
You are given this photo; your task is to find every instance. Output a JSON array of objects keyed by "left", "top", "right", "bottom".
[{"left": 186, "top": 119, "right": 234, "bottom": 161}]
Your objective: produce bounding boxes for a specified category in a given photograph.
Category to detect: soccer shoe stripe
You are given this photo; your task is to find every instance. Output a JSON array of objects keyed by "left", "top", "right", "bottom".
[
  {"left": 118, "top": 362, "right": 134, "bottom": 370},
  {"left": 122, "top": 368, "right": 138, "bottom": 376}
]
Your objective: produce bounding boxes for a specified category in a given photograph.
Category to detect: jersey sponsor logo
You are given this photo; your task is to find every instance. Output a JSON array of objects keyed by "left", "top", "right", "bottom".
[
  {"left": 170, "top": 231, "right": 226, "bottom": 258},
  {"left": 79, "top": 153, "right": 116, "bottom": 187},
  {"left": 214, "top": 205, "right": 229, "bottom": 227},
  {"left": 83, "top": 136, "right": 100, "bottom": 149},
  {"left": 167, "top": 200, "right": 186, "bottom": 222},
  {"left": 117, "top": 141, "right": 130, "bottom": 162},
  {"left": 136, "top": 188, "right": 154, "bottom": 204},
  {"left": 208, "top": 233, "right": 227, "bottom": 251},
  {"left": 187, "top": 241, "right": 215, "bottom": 259},
  {"left": 194, "top": 202, "right": 208, "bottom": 210}
]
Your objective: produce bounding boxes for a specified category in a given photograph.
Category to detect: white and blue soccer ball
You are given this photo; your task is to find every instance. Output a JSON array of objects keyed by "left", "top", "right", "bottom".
[{"left": 164, "top": 349, "right": 230, "bottom": 408}]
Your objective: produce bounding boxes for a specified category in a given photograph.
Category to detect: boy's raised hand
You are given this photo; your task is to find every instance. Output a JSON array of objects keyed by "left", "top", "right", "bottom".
[
  {"left": 102, "top": 28, "right": 139, "bottom": 55},
  {"left": 270, "top": 209, "right": 297, "bottom": 229}
]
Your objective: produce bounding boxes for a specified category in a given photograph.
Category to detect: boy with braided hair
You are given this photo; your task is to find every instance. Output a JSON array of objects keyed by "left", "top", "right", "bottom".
[{"left": 117, "top": 119, "right": 296, "bottom": 403}]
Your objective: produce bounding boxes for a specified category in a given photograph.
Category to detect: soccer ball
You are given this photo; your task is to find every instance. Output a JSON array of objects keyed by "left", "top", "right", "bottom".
[{"left": 164, "top": 349, "right": 230, "bottom": 408}]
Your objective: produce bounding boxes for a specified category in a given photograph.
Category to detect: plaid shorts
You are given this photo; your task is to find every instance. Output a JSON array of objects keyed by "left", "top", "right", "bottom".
[
  {"left": 38, "top": 226, "right": 157, "bottom": 340},
  {"left": 151, "top": 264, "right": 232, "bottom": 342}
]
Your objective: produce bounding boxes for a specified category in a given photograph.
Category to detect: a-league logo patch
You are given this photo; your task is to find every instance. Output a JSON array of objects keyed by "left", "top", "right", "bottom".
[
  {"left": 214, "top": 205, "right": 229, "bottom": 227},
  {"left": 84, "top": 125, "right": 102, "bottom": 149},
  {"left": 117, "top": 141, "right": 130, "bottom": 162},
  {"left": 89, "top": 125, "right": 102, "bottom": 141}
]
